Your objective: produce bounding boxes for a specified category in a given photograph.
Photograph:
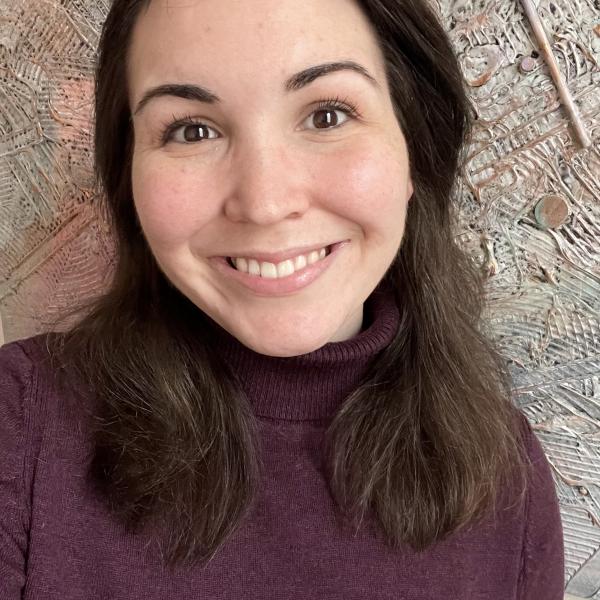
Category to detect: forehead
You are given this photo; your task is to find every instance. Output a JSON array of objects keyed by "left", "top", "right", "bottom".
[{"left": 127, "top": 0, "right": 386, "bottom": 97}]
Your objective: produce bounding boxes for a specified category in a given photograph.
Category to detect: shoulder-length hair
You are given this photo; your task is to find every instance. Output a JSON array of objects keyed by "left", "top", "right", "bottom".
[{"left": 48, "top": 0, "right": 531, "bottom": 567}]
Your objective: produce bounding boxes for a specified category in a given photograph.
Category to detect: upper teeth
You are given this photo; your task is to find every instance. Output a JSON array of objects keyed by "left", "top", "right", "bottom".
[{"left": 231, "top": 247, "right": 328, "bottom": 278}]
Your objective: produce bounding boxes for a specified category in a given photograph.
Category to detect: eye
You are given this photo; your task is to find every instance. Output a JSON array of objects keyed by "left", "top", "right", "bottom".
[
  {"left": 304, "top": 107, "right": 348, "bottom": 130},
  {"left": 162, "top": 118, "right": 219, "bottom": 145},
  {"left": 303, "top": 97, "right": 359, "bottom": 131}
]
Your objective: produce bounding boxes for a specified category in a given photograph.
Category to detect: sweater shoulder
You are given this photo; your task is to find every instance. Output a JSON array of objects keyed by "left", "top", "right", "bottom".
[
  {"left": 1, "top": 331, "right": 56, "bottom": 402},
  {"left": 515, "top": 409, "right": 565, "bottom": 599},
  {"left": 0, "top": 333, "right": 47, "bottom": 429},
  {"left": 0, "top": 332, "right": 54, "bottom": 375},
  {"left": 0, "top": 332, "right": 55, "bottom": 458},
  {"left": 0, "top": 333, "right": 45, "bottom": 371},
  {"left": 0, "top": 333, "right": 53, "bottom": 596}
]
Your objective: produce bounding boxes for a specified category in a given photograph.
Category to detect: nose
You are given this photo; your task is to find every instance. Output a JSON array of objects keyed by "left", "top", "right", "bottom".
[{"left": 223, "top": 137, "right": 310, "bottom": 225}]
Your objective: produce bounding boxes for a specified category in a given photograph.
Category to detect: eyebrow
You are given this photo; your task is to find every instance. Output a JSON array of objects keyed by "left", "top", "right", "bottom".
[{"left": 133, "top": 60, "right": 379, "bottom": 115}]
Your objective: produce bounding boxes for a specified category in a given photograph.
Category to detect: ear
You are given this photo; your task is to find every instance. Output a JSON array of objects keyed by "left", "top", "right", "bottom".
[{"left": 407, "top": 178, "right": 414, "bottom": 201}]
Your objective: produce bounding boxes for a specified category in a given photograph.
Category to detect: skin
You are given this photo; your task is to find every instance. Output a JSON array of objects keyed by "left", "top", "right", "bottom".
[{"left": 128, "top": 0, "right": 413, "bottom": 357}]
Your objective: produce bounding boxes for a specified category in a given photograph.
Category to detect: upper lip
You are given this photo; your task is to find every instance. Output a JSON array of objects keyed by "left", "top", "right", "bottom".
[{"left": 220, "top": 241, "right": 342, "bottom": 264}]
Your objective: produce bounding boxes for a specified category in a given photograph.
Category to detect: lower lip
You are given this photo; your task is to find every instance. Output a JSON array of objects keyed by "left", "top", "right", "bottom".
[{"left": 209, "top": 241, "right": 348, "bottom": 296}]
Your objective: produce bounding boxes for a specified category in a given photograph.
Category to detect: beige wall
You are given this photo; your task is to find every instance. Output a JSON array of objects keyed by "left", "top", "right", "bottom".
[{"left": 1, "top": 0, "right": 599, "bottom": 596}]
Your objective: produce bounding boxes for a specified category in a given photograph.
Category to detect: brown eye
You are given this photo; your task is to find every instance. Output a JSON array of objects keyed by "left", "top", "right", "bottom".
[
  {"left": 184, "top": 125, "right": 212, "bottom": 141},
  {"left": 308, "top": 108, "right": 348, "bottom": 130},
  {"left": 165, "top": 121, "right": 219, "bottom": 144},
  {"left": 313, "top": 109, "right": 340, "bottom": 129}
]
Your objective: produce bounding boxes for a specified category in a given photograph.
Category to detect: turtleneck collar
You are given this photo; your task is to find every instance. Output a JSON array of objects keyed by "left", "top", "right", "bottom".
[{"left": 210, "top": 280, "right": 400, "bottom": 422}]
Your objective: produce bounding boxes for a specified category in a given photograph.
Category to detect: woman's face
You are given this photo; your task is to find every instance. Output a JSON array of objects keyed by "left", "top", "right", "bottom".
[{"left": 128, "top": 0, "right": 413, "bottom": 357}]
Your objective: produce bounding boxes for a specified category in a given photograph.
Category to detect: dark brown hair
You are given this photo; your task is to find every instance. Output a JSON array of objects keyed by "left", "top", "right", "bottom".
[{"left": 48, "top": 0, "right": 531, "bottom": 567}]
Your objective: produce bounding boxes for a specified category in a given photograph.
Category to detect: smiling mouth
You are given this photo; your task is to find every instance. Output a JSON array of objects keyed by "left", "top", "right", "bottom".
[{"left": 226, "top": 245, "right": 332, "bottom": 278}]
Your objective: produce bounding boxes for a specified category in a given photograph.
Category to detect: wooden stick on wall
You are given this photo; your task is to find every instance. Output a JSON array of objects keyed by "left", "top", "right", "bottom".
[{"left": 520, "top": 0, "right": 592, "bottom": 148}]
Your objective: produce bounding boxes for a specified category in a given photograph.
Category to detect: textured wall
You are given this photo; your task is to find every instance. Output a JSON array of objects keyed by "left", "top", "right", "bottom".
[
  {"left": 0, "top": 0, "right": 113, "bottom": 342},
  {"left": 438, "top": 2, "right": 600, "bottom": 598},
  {"left": 0, "top": 1, "right": 599, "bottom": 596}
]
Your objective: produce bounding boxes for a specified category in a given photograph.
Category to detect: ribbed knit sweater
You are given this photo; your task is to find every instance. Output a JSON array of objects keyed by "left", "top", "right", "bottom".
[{"left": 0, "top": 285, "right": 564, "bottom": 599}]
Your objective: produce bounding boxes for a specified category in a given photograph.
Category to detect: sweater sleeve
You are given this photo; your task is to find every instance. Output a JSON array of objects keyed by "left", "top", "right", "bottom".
[
  {"left": 518, "top": 411, "right": 565, "bottom": 600},
  {"left": 0, "top": 339, "right": 38, "bottom": 598}
]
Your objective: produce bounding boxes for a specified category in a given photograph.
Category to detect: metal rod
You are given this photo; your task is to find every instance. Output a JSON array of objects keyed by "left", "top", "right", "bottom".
[{"left": 520, "top": 0, "right": 592, "bottom": 148}]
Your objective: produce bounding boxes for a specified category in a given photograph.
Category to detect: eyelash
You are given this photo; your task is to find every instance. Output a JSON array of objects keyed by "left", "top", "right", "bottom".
[{"left": 159, "top": 95, "right": 360, "bottom": 146}]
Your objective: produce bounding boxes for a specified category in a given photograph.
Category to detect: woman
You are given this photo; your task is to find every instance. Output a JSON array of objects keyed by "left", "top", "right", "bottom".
[{"left": 0, "top": 0, "right": 564, "bottom": 598}]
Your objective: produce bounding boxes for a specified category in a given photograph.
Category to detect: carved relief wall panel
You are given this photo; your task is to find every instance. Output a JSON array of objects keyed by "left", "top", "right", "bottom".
[
  {"left": 0, "top": 0, "right": 113, "bottom": 343},
  {"left": 0, "top": 1, "right": 599, "bottom": 597},
  {"left": 436, "top": 1, "right": 600, "bottom": 598}
]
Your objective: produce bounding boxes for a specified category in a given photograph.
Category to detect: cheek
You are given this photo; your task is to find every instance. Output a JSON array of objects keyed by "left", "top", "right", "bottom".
[
  {"left": 131, "top": 159, "right": 220, "bottom": 248},
  {"left": 314, "top": 140, "right": 411, "bottom": 234}
]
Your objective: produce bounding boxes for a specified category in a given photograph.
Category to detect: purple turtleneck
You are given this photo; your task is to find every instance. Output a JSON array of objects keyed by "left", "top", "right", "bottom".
[{"left": 0, "top": 284, "right": 564, "bottom": 599}]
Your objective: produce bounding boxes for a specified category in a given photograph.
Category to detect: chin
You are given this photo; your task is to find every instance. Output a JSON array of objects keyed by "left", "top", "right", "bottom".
[
  {"left": 215, "top": 300, "right": 364, "bottom": 357},
  {"left": 231, "top": 321, "right": 341, "bottom": 357},
  {"left": 242, "top": 334, "right": 331, "bottom": 358}
]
